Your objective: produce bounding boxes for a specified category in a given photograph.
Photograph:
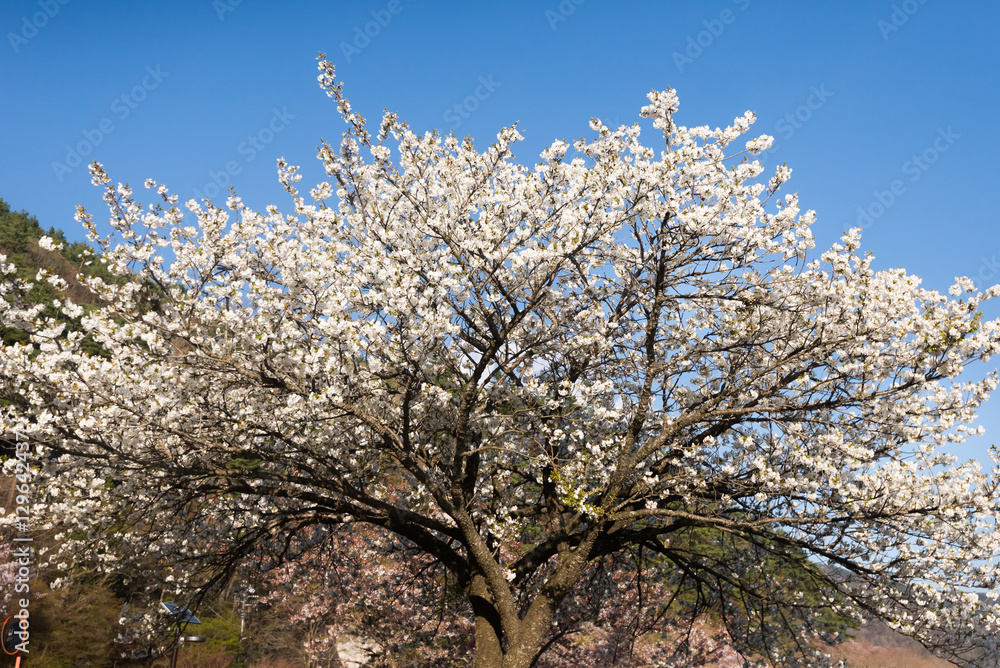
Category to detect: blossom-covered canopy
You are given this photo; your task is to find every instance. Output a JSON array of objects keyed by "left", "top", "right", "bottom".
[{"left": 3, "top": 57, "right": 1000, "bottom": 667}]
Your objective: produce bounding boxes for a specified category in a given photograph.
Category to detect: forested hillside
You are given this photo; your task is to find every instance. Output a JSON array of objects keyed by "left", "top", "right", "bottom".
[{"left": 0, "top": 197, "right": 114, "bottom": 348}]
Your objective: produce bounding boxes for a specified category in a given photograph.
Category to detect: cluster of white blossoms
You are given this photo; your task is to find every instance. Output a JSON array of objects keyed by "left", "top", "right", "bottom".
[{"left": 3, "top": 56, "right": 1000, "bottom": 667}]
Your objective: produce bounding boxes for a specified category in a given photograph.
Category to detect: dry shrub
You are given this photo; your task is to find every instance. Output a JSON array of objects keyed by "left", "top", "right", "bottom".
[
  {"left": 828, "top": 639, "right": 951, "bottom": 668},
  {"left": 149, "top": 644, "right": 235, "bottom": 668},
  {"left": 27, "top": 578, "right": 121, "bottom": 668}
]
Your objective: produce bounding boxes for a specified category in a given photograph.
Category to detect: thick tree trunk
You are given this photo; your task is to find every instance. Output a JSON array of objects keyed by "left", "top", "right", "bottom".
[
  {"left": 465, "top": 550, "right": 587, "bottom": 667},
  {"left": 499, "top": 595, "right": 554, "bottom": 668},
  {"left": 472, "top": 614, "right": 504, "bottom": 668},
  {"left": 469, "top": 574, "right": 505, "bottom": 668}
]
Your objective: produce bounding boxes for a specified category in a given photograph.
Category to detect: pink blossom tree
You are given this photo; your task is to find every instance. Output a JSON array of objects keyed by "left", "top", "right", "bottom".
[
  {"left": 3, "top": 55, "right": 1000, "bottom": 667},
  {"left": 254, "top": 522, "right": 747, "bottom": 667}
]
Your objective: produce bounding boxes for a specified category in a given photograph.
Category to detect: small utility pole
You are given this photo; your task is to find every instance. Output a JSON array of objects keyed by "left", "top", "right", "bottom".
[{"left": 234, "top": 588, "right": 258, "bottom": 667}]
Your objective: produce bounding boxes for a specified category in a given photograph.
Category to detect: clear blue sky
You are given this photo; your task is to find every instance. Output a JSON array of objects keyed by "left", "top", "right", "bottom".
[{"left": 3, "top": 0, "right": 1000, "bottom": 455}]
